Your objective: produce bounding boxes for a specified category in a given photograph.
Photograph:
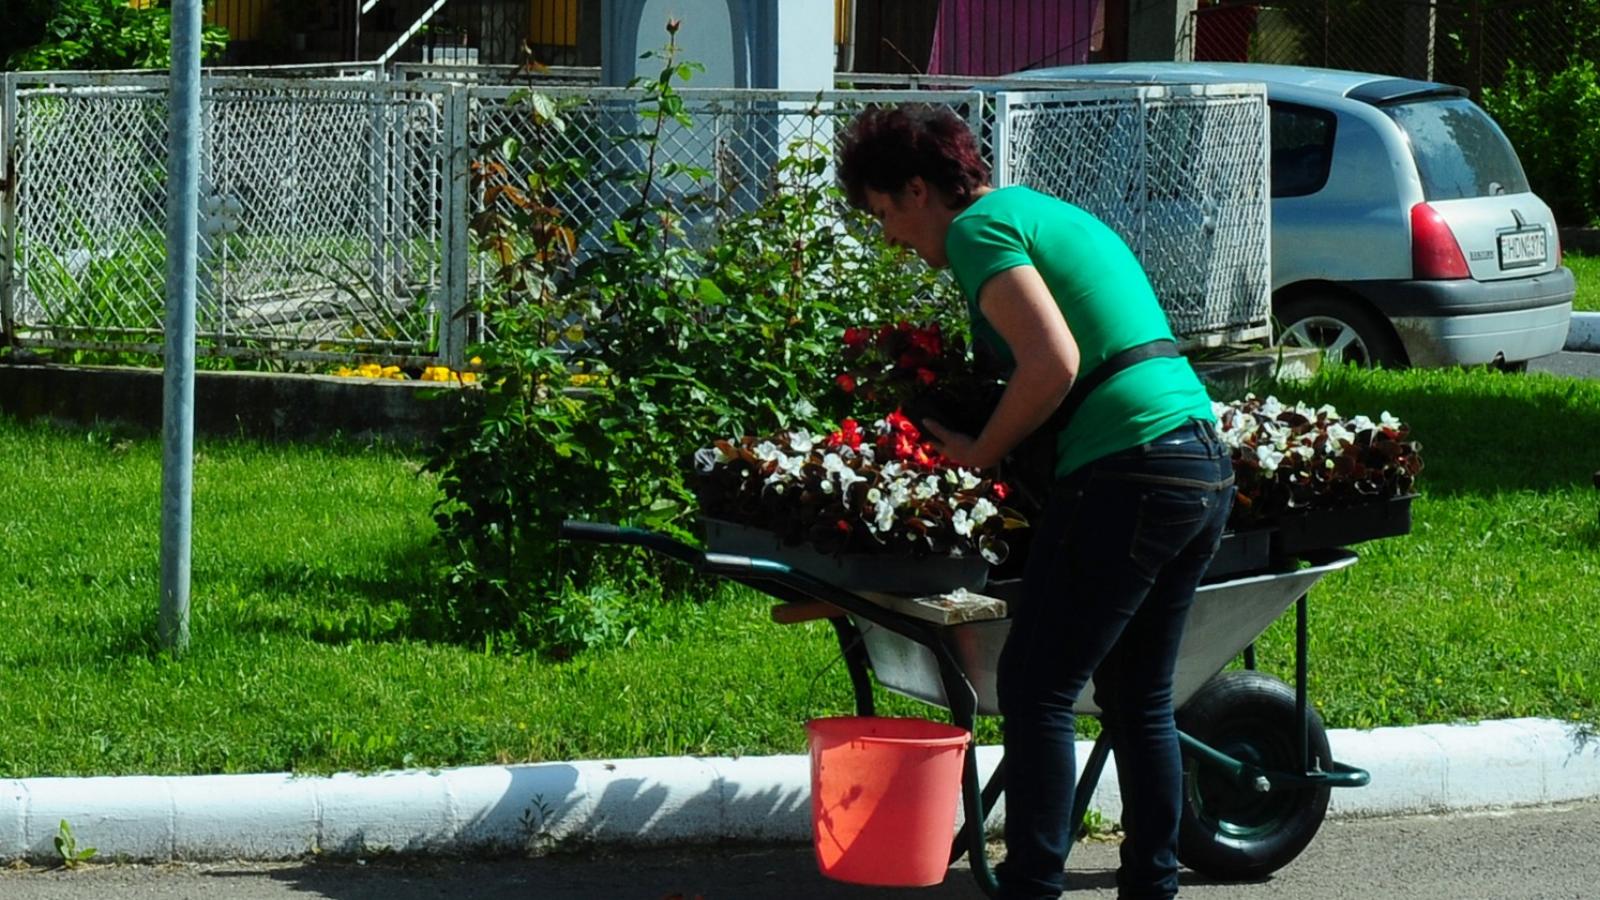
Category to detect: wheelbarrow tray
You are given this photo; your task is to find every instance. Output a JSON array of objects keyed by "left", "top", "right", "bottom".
[{"left": 856, "top": 551, "right": 1357, "bottom": 717}]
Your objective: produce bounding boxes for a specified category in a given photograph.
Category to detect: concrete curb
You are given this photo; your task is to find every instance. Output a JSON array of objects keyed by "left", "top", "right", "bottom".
[
  {"left": 3, "top": 718, "right": 1597, "bottom": 862},
  {"left": 1565, "top": 312, "right": 1600, "bottom": 353}
]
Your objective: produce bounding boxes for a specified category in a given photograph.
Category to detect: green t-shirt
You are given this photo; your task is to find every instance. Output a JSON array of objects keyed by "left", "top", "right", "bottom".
[{"left": 944, "top": 185, "right": 1215, "bottom": 478}]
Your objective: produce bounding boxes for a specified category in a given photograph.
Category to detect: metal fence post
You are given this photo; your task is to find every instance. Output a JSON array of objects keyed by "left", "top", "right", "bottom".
[
  {"left": 439, "top": 84, "right": 470, "bottom": 369},
  {"left": 1, "top": 74, "right": 16, "bottom": 348},
  {"left": 990, "top": 91, "right": 1011, "bottom": 188}
]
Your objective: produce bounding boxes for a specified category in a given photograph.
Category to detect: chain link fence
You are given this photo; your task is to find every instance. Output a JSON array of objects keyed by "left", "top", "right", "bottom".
[
  {"left": 2, "top": 71, "right": 455, "bottom": 365},
  {"left": 3, "top": 70, "right": 1268, "bottom": 366},
  {"left": 1193, "top": 0, "right": 1600, "bottom": 97},
  {"left": 997, "top": 84, "right": 1270, "bottom": 342}
]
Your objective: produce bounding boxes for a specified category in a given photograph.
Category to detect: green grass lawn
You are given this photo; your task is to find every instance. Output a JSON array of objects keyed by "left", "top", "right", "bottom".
[
  {"left": 2, "top": 363, "right": 1598, "bottom": 778},
  {"left": 1569, "top": 251, "right": 1600, "bottom": 312}
]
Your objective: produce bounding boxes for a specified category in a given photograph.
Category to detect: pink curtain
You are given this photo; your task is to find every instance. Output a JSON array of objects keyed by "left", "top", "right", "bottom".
[{"left": 928, "top": 0, "right": 1104, "bottom": 76}]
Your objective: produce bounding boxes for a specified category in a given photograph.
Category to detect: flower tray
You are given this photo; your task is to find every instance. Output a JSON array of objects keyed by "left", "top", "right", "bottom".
[
  {"left": 1269, "top": 493, "right": 1416, "bottom": 557},
  {"left": 1203, "top": 527, "right": 1274, "bottom": 582},
  {"left": 701, "top": 518, "right": 989, "bottom": 596}
]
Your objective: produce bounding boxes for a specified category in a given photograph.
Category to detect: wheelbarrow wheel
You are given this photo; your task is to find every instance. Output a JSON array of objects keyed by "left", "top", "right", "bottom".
[{"left": 1175, "top": 670, "right": 1332, "bottom": 881}]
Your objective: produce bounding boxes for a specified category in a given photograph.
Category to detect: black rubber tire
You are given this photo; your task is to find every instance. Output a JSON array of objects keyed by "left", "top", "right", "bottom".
[
  {"left": 1276, "top": 294, "right": 1406, "bottom": 368},
  {"left": 1176, "top": 671, "right": 1332, "bottom": 881}
]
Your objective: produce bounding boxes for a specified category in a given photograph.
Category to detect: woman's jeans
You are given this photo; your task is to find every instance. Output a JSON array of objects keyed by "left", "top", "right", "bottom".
[{"left": 995, "top": 419, "right": 1235, "bottom": 900}]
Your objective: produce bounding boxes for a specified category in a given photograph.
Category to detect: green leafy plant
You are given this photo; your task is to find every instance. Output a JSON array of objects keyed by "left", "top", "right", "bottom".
[
  {"left": 1483, "top": 58, "right": 1600, "bottom": 227},
  {"left": 424, "top": 24, "right": 963, "bottom": 656},
  {"left": 6, "top": 0, "right": 229, "bottom": 71},
  {"left": 53, "top": 819, "right": 96, "bottom": 869}
]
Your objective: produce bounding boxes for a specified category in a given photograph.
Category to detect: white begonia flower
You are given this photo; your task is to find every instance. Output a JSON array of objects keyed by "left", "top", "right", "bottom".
[
  {"left": 1380, "top": 411, "right": 1401, "bottom": 429},
  {"left": 1347, "top": 415, "right": 1375, "bottom": 433},
  {"left": 1317, "top": 403, "right": 1340, "bottom": 420},
  {"left": 693, "top": 447, "right": 720, "bottom": 473},
  {"left": 1256, "top": 444, "right": 1284, "bottom": 474},
  {"left": 819, "top": 480, "right": 835, "bottom": 494},
  {"left": 787, "top": 431, "right": 814, "bottom": 453},
  {"left": 971, "top": 497, "right": 999, "bottom": 525},
  {"left": 944, "top": 469, "right": 960, "bottom": 485},
  {"left": 960, "top": 470, "right": 982, "bottom": 490},
  {"left": 952, "top": 508, "right": 974, "bottom": 537},
  {"left": 791, "top": 397, "right": 817, "bottom": 419},
  {"left": 1326, "top": 423, "right": 1355, "bottom": 448},
  {"left": 874, "top": 500, "right": 896, "bottom": 532},
  {"left": 771, "top": 483, "right": 785, "bottom": 494},
  {"left": 887, "top": 481, "right": 912, "bottom": 508},
  {"left": 753, "top": 440, "right": 780, "bottom": 462},
  {"left": 835, "top": 468, "right": 866, "bottom": 491},
  {"left": 881, "top": 461, "right": 904, "bottom": 479},
  {"left": 1260, "top": 396, "right": 1284, "bottom": 418},
  {"left": 1294, "top": 443, "right": 1317, "bottom": 460},
  {"left": 866, "top": 487, "right": 882, "bottom": 504},
  {"left": 1211, "top": 400, "right": 1230, "bottom": 419},
  {"left": 912, "top": 476, "right": 939, "bottom": 500}
]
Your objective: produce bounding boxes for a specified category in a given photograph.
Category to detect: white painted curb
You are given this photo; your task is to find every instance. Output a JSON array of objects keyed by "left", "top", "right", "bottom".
[
  {"left": 2, "top": 719, "right": 1596, "bottom": 862},
  {"left": 1565, "top": 312, "right": 1600, "bottom": 352}
]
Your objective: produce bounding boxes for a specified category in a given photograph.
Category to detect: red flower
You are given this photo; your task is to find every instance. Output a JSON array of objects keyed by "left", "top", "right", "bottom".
[
  {"left": 835, "top": 373, "right": 856, "bottom": 393},
  {"left": 992, "top": 482, "right": 1010, "bottom": 500},
  {"left": 890, "top": 412, "right": 920, "bottom": 437},
  {"left": 835, "top": 519, "right": 852, "bottom": 533},
  {"left": 916, "top": 367, "right": 937, "bottom": 386},
  {"left": 843, "top": 327, "right": 870, "bottom": 348},
  {"left": 909, "top": 327, "right": 942, "bottom": 356}
]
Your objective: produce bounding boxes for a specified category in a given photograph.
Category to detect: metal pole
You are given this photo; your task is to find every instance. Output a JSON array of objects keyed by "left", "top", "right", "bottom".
[{"left": 160, "top": 0, "right": 202, "bottom": 655}]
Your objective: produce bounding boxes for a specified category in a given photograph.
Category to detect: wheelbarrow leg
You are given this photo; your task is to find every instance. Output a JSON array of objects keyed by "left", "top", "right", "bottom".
[
  {"left": 950, "top": 758, "right": 1006, "bottom": 865},
  {"left": 826, "top": 617, "right": 875, "bottom": 717},
  {"left": 932, "top": 645, "right": 999, "bottom": 897},
  {"left": 1296, "top": 592, "right": 1310, "bottom": 770},
  {"left": 1071, "top": 732, "right": 1114, "bottom": 841}
]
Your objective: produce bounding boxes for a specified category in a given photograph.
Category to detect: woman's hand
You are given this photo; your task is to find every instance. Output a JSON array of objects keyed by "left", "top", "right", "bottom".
[{"left": 922, "top": 419, "right": 994, "bottom": 469}]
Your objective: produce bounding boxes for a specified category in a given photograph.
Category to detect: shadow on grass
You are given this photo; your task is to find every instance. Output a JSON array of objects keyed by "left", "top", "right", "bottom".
[{"left": 239, "top": 541, "right": 441, "bottom": 645}]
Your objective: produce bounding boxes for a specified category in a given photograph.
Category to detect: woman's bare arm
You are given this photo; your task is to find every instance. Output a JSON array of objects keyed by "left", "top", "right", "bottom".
[{"left": 924, "top": 265, "right": 1079, "bottom": 468}]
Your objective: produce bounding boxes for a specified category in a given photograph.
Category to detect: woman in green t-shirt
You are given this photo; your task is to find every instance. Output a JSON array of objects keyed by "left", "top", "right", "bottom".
[{"left": 838, "top": 105, "right": 1235, "bottom": 900}]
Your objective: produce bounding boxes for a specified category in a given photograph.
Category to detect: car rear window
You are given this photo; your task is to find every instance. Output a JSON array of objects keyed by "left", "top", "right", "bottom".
[{"left": 1381, "top": 97, "right": 1529, "bottom": 200}]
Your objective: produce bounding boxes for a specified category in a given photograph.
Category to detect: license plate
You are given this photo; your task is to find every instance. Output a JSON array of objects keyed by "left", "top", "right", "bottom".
[{"left": 1498, "top": 227, "right": 1547, "bottom": 269}]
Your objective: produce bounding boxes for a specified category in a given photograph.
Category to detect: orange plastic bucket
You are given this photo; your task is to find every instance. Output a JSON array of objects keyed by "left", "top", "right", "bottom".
[{"left": 806, "top": 716, "right": 971, "bottom": 887}]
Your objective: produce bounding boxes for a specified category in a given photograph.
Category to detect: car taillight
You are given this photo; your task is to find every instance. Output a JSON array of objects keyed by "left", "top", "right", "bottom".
[{"left": 1410, "top": 202, "right": 1470, "bottom": 280}]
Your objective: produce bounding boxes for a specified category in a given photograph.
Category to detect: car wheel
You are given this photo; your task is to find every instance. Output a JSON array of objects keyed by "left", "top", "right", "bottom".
[{"left": 1276, "top": 295, "right": 1405, "bottom": 368}]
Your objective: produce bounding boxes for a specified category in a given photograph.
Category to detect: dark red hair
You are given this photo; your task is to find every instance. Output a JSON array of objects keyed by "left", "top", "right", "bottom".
[{"left": 836, "top": 105, "right": 990, "bottom": 211}]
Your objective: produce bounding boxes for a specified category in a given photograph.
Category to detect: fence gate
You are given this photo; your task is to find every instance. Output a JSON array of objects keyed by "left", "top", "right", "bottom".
[
  {"left": 1, "top": 73, "right": 461, "bottom": 366},
  {"left": 994, "top": 83, "right": 1271, "bottom": 344}
]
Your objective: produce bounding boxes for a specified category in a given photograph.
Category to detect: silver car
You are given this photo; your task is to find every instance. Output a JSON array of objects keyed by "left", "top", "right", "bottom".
[{"left": 1017, "top": 62, "right": 1575, "bottom": 368}]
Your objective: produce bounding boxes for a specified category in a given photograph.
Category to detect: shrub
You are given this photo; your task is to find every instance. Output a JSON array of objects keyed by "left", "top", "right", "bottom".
[
  {"left": 5, "top": 0, "right": 229, "bottom": 71},
  {"left": 1483, "top": 59, "right": 1600, "bottom": 227},
  {"left": 423, "top": 28, "right": 965, "bottom": 655}
]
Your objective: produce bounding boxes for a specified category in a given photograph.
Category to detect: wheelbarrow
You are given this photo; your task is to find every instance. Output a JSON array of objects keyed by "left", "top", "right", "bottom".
[{"left": 559, "top": 520, "right": 1371, "bottom": 897}]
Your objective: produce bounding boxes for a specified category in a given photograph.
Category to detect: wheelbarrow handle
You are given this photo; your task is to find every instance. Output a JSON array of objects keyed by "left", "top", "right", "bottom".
[
  {"left": 559, "top": 519, "right": 705, "bottom": 567},
  {"left": 558, "top": 519, "right": 633, "bottom": 543}
]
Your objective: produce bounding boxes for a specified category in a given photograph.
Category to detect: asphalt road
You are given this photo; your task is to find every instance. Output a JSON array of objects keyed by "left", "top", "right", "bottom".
[
  {"left": 1528, "top": 350, "right": 1600, "bottom": 379},
  {"left": 4, "top": 800, "right": 1598, "bottom": 899}
]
